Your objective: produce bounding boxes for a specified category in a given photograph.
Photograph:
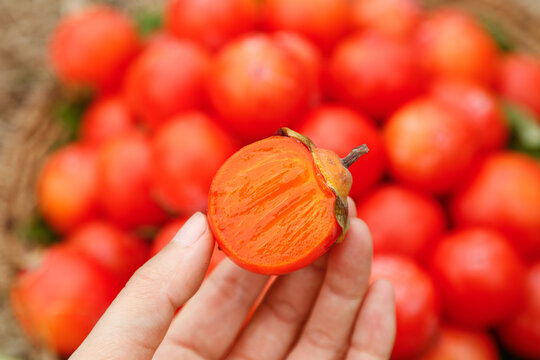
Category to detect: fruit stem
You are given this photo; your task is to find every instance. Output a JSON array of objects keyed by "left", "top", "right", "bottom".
[{"left": 341, "top": 145, "right": 369, "bottom": 168}]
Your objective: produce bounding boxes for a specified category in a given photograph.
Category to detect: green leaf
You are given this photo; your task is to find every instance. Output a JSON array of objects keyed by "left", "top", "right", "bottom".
[
  {"left": 20, "top": 213, "right": 61, "bottom": 246},
  {"left": 50, "top": 93, "right": 92, "bottom": 149},
  {"left": 479, "top": 16, "right": 513, "bottom": 53},
  {"left": 503, "top": 101, "right": 540, "bottom": 159},
  {"left": 135, "top": 10, "right": 163, "bottom": 37}
]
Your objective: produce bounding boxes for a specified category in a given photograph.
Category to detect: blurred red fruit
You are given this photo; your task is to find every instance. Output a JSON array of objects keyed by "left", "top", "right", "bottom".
[
  {"left": 498, "top": 261, "right": 540, "bottom": 359},
  {"left": 151, "top": 112, "right": 238, "bottom": 214},
  {"left": 431, "top": 78, "right": 508, "bottom": 152},
  {"left": 357, "top": 184, "right": 446, "bottom": 262},
  {"left": 420, "top": 326, "right": 500, "bottom": 360},
  {"left": 80, "top": 95, "right": 135, "bottom": 146},
  {"left": 498, "top": 53, "right": 540, "bottom": 118},
  {"left": 430, "top": 227, "right": 526, "bottom": 328},
  {"left": 352, "top": 0, "right": 421, "bottom": 39},
  {"left": 11, "top": 246, "right": 119, "bottom": 356},
  {"left": 384, "top": 98, "right": 478, "bottom": 194},
  {"left": 298, "top": 106, "right": 386, "bottom": 198},
  {"left": 416, "top": 9, "right": 499, "bottom": 84},
  {"left": 451, "top": 152, "right": 540, "bottom": 258},
  {"left": 208, "top": 33, "right": 317, "bottom": 141},
  {"left": 124, "top": 38, "right": 210, "bottom": 128},
  {"left": 49, "top": 6, "right": 139, "bottom": 90},
  {"left": 371, "top": 255, "right": 440, "bottom": 359},
  {"left": 37, "top": 144, "right": 99, "bottom": 233},
  {"left": 329, "top": 32, "right": 424, "bottom": 119},
  {"left": 166, "top": 0, "right": 260, "bottom": 50},
  {"left": 263, "top": 0, "right": 351, "bottom": 52},
  {"left": 66, "top": 221, "right": 149, "bottom": 285},
  {"left": 98, "top": 132, "right": 168, "bottom": 229}
]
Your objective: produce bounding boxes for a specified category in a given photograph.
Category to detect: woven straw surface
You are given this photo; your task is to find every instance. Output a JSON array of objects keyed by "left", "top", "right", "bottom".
[{"left": 0, "top": 0, "right": 538, "bottom": 358}]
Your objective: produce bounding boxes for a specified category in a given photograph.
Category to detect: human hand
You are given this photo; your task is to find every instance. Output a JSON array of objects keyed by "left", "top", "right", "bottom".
[{"left": 70, "top": 200, "right": 396, "bottom": 360}]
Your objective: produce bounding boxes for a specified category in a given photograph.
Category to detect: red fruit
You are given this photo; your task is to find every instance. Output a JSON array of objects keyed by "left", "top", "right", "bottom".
[
  {"left": 10, "top": 246, "right": 119, "bottom": 356},
  {"left": 298, "top": 106, "right": 386, "bottom": 197},
  {"left": 124, "top": 38, "right": 210, "bottom": 128},
  {"left": 498, "top": 53, "right": 540, "bottom": 118},
  {"left": 451, "top": 152, "right": 540, "bottom": 258},
  {"left": 263, "top": 0, "right": 351, "bottom": 52},
  {"left": 430, "top": 227, "right": 526, "bottom": 328},
  {"left": 151, "top": 218, "right": 226, "bottom": 275},
  {"left": 66, "top": 221, "right": 149, "bottom": 285},
  {"left": 371, "top": 255, "right": 440, "bottom": 359},
  {"left": 420, "top": 326, "right": 500, "bottom": 360},
  {"left": 151, "top": 112, "right": 237, "bottom": 214},
  {"left": 416, "top": 9, "right": 499, "bottom": 84},
  {"left": 80, "top": 95, "right": 135, "bottom": 146},
  {"left": 207, "top": 33, "right": 316, "bottom": 141},
  {"left": 272, "top": 32, "right": 323, "bottom": 102},
  {"left": 383, "top": 98, "right": 477, "bottom": 194},
  {"left": 166, "top": 0, "right": 260, "bottom": 50},
  {"left": 352, "top": 0, "right": 421, "bottom": 39},
  {"left": 431, "top": 78, "right": 508, "bottom": 152},
  {"left": 37, "top": 144, "right": 98, "bottom": 233},
  {"left": 329, "top": 32, "right": 424, "bottom": 119},
  {"left": 98, "top": 132, "right": 167, "bottom": 229},
  {"left": 49, "top": 6, "right": 139, "bottom": 90},
  {"left": 356, "top": 184, "right": 446, "bottom": 262},
  {"left": 498, "top": 262, "right": 540, "bottom": 359}
]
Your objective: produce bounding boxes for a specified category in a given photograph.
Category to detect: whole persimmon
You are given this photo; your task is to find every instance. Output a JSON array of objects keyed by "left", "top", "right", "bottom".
[
  {"left": 498, "top": 53, "right": 540, "bottom": 118},
  {"left": 298, "top": 106, "right": 385, "bottom": 198},
  {"left": 151, "top": 112, "right": 238, "bottom": 214},
  {"left": 430, "top": 227, "right": 526, "bottom": 328},
  {"left": 151, "top": 218, "right": 226, "bottom": 276},
  {"left": 430, "top": 78, "right": 508, "bottom": 152},
  {"left": 356, "top": 184, "right": 446, "bottom": 262},
  {"left": 498, "top": 261, "right": 540, "bottom": 360},
  {"left": 208, "top": 128, "right": 368, "bottom": 275},
  {"left": 415, "top": 9, "right": 499, "bottom": 84},
  {"left": 263, "top": 0, "right": 352, "bottom": 52},
  {"left": 166, "top": 0, "right": 260, "bottom": 50},
  {"left": 66, "top": 220, "right": 149, "bottom": 285},
  {"left": 49, "top": 6, "right": 139, "bottom": 90},
  {"left": 123, "top": 37, "right": 210, "bottom": 128},
  {"left": 352, "top": 0, "right": 422, "bottom": 39},
  {"left": 383, "top": 97, "right": 478, "bottom": 194},
  {"left": 98, "top": 132, "right": 168, "bottom": 229},
  {"left": 451, "top": 152, "right": 540, "bottom": 258},
  {"left": 420, "top": 326, "right": 500, "bottom": 360},
  {"left": 11, "top": 246, "right": 119, "bottom": 357},
  {"left": 329, "top": 32, "right": 424, "bottom": 119},
  {"left": 207, "top": 33, "right": 317, "bottom": 141},
  {"left": 80, "top": 95, "right": 135, "bottom": 146},
  {"left": 371, "top": 255, "right": 440, "bottom": 359},
  {"left": 37, "top": 144, "right": 99, "bottom": 233}
]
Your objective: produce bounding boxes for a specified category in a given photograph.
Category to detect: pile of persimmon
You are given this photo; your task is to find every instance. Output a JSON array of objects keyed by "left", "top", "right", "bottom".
[{"left": 10, "top": 0, "right": 540, "bottom": 359}]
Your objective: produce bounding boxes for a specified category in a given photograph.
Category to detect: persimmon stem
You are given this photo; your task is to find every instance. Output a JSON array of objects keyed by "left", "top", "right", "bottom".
[{"left": 341, "top": 144, "right": 369, "bottom": 168}]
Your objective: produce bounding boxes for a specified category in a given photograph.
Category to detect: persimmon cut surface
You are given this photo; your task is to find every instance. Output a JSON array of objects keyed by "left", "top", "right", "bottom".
[{"left": 208, "top": 135, "right": 343, "bottom": 275}]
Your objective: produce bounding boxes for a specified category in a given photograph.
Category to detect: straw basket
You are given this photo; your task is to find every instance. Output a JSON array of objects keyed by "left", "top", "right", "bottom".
[{"left": 0, "top": 0, "right": 539, "bottom": 358}]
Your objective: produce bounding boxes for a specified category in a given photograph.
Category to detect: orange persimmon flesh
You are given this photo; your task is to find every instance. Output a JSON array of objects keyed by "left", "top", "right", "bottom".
[{"left": 208, "top": 135, "right": 341, "bottom": 275}]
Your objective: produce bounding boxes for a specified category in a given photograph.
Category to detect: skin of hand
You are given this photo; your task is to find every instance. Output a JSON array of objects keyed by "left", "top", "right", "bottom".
[{"left": 70, "top": 199, "right": 396, "bottom": 360}]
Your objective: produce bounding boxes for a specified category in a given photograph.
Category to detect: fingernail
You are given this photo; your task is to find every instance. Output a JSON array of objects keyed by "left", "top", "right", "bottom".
[{"left": 172, "top": 212, "right": 207, "bottom": 247}]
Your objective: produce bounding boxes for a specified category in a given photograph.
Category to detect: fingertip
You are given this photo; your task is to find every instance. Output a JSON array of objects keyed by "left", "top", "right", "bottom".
[{"left": 347, "top": 196, "right": 357, "bottom": 218}]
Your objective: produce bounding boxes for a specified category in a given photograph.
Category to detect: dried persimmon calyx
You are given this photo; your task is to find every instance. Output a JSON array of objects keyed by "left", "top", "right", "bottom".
[{"left": 208, "top": 127, "right": 368, "bottom": 275}]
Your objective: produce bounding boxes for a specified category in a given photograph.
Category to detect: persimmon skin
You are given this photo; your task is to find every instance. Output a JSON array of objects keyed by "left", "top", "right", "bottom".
[{"left": 208, "top": 135, "right": 343, "bottom": 275}]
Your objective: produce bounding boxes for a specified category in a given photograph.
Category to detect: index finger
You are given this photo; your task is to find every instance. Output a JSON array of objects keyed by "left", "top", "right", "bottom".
[{"left": 70, "top": 213, "right": 214, "bottom": 360}]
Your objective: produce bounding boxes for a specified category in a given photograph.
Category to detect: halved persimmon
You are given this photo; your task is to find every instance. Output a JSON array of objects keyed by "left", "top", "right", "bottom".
[{"left": 207, "top": 128, "right": 367, "bottom": 275}]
